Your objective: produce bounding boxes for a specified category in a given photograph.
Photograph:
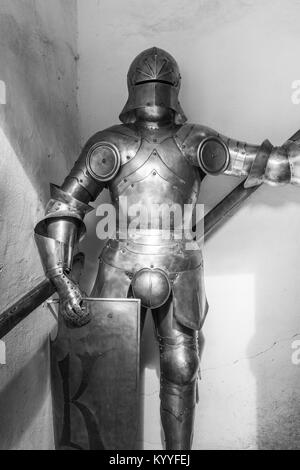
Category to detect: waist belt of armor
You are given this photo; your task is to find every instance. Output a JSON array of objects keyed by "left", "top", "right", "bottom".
[{"left": 100, "top": 238, "right": 202, "bottom": 274}]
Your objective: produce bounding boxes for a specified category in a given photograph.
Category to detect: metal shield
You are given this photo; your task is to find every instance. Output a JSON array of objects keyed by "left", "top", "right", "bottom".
[{"left": 50, "top": 298, "right": 141, "bottom": 450}]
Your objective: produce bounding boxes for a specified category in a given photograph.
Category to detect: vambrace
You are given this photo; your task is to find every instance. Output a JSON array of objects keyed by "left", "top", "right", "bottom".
[{"left": 34, "top": 184, "right": 93, "bottom": 278}]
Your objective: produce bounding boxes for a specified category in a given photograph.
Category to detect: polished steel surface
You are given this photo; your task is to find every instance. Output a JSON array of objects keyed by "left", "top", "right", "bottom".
[
  {"left": 265, "top": 146, "right": 292, "bottom": 185},
  {"left": 244, "top": 140, "right": 274, "bottom": 188},
  {"left": 152, "top": 297, "right": 199, "bottom": 450},
  {"left": 198, "top": 136, "right": 230, "bottom": 175},
  {"left": 119, "top": 47, "right": 186, "bottom": 125},
  {"left": 131, "top": 267, "right": 171, "bottom": 309},
  {"left": 51, "top": 298, "right": 141, "bottom": 450},
  {"left": 51, "top": 273, "right": 89, "bottom": 326},
  {"left": 286, "top": 131, "right": 300, "bottom": 185},
  {"left": 34, "top": 233, "right": 71, "bottom": 277},
  {"left": 86, "top": 141, "right": 121, "bottom": 182}
]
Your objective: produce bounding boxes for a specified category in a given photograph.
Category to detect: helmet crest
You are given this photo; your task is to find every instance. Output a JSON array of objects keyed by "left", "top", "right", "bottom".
[{"left": 128, "top": 47, "right": 181, "bottom": 87}]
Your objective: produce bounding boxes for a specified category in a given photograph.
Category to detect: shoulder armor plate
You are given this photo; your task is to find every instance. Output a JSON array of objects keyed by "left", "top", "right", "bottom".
[
  {"left": 86, "top": 141, "right": 121, "bottom": 182},
  {"left": 96, "top": 124, "right": 141, "bottom": 166},
  {"left": 67, "top": 125, "right": 141, "bottom": 198},
  {"left": 197, "top": 136, "right": 230, "bottom": 175},
  {"left": 174, "top": 123, "right": 218, "bottom": 167}
]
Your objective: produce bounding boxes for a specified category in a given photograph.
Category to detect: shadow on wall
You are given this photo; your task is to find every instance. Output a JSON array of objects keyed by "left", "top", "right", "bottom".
[
  {"left": 246, "top": 188, "right": 300, "bottom": 449},
  {"left": 249, "top": 287, "right": 300, "bottom": 449},
  {"left": 197, "top": 182, "right": 300, "bottom": 450},
  {"left": 0, "top": 0, "right": 79, "bottom": 451},
  {"left": 0, "top": 7, "right": 79, "bottom": 207},
  {"left": 0, "top": 338, "right": 52, "bottom": 450}
]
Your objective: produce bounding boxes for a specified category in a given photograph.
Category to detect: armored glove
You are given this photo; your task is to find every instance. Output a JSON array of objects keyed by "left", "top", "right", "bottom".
[{"left": 51, "top": 273, "right": 88, "bottom": 327}]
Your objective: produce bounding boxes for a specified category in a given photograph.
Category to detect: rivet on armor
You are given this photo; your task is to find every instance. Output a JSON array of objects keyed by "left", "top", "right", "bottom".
[
  {"left": 126, "top": 155, "right": 131, "bottom": 160},
  {"left": 152, "top": 171, "right": 156, "bottom": 176}
]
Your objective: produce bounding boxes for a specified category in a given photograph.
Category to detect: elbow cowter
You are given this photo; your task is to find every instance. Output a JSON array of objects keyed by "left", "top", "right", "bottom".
[
  {"left": 34, "top": 184, "right": 93, "bottom": 278},
  {"left": 264, "top": 146, "right": 291, "bottom": 186},
  {"left": 265, "top": 138, "right": 300, "bottom": 186},
  {"left": 244, "top": 132, "right": 300, "bottom": 188},
  {"left": 286, "top": 140, "right": 300, "bottom": 186}
]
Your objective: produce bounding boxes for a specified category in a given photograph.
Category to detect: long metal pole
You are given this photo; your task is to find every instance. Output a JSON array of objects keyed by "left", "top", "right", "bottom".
[
  {"left": 0, "top": 279, "right": 55, "bottom": 338},
  {"left": 204, "top": 181, "right": 261, "bottom": 239}
]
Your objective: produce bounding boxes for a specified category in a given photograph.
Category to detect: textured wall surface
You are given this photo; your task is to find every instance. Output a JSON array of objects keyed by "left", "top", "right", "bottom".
[
  {"left": 78, "top": 0, "right": 300, "bottom": 449},
  {"left": 0, "top": 0, "right": 79, "bottom": 449}
]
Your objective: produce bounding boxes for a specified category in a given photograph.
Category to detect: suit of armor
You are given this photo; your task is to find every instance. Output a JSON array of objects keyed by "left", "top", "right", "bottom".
[{"left": 35, "top": 47, "right": 300, "bottom": 449}]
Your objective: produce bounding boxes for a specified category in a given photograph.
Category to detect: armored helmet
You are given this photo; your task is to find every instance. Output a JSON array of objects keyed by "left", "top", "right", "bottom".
[{"left": 119, "top": 47, "right": 187, "bottom": 125}]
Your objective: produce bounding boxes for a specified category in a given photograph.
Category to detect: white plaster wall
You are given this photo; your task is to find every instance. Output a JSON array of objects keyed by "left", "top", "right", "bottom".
[
  {"left": 0, "top": 0, "right": 79, "bottom": 449},
  {"left": 77, "top": 0, "right": 300, "bottom": 450}
]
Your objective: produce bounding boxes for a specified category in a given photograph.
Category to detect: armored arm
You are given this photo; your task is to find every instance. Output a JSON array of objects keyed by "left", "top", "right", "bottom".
[
  {"left": 35, "top": 131, "right": 120, "bottom": 326},
  {"left": 175, "top": 124, "right": 300, "bottom": 188},
  {"left": 221, "top": 130, "right": 300, "bottom": 188}
]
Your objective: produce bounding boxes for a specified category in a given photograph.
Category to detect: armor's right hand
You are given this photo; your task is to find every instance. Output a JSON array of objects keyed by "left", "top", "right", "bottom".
[{"left": 52, "top": 273, "right": 90, "bottom": 327}]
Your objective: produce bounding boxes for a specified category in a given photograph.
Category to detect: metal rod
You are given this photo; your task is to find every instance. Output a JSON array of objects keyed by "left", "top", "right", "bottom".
[
  {"left": 203, "top": 181, "right": 261, "bottom": 240},
  {"left": 0, "top": 279, "right": 55, "bottom": 339},
  {"left": 0, "top": 180, "right": 260, "bottom": 340}
]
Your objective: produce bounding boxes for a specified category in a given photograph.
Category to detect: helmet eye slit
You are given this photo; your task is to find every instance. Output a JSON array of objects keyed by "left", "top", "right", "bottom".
[{"left": 135, "top": 79, "right": 174, "bottom": 87}]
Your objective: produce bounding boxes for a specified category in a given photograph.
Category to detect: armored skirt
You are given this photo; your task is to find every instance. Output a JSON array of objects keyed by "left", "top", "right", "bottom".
[{"left": 91, "top": 235, "right": 208, "bottom": 331}]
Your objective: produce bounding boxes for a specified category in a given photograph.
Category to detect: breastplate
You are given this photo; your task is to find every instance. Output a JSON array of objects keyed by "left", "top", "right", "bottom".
[{"left": 108, "top": 127, "right": 202, "bottom": 236}]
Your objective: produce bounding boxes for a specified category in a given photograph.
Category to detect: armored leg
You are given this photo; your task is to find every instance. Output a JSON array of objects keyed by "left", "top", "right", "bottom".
[{"left": 152, "top": 297, "right": 199, "bottom": 450}]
